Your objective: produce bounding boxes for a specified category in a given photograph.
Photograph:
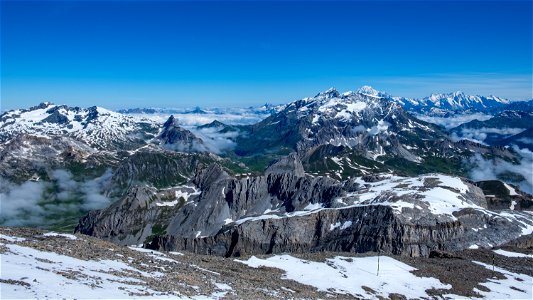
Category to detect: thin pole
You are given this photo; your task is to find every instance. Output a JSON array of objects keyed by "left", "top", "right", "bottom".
[{"left": 377, "top": 251, "right": 380, "bottom": 276}]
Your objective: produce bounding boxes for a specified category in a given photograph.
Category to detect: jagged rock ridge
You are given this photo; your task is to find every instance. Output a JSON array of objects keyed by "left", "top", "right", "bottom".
[{"left": 76, "top": 155, "right": 533, "bottom": 258}]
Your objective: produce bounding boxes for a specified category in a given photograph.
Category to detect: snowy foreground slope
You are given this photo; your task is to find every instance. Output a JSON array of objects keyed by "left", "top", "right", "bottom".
[{"left": 1, "top": 227, "right": 532, "bottom": 299}]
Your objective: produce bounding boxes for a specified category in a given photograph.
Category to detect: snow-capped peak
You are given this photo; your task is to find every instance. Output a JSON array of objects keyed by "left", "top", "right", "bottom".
[
  {"left": 0, "top": 103, "right": 157, "bottom": 149},
  {"left": 424, "top": 91, "right": 510, "bottom": 111},
  {"left": 428, "top": 91, "right": 466, "bottom": 103},
  {"left": 276, "top": 87, "right": 406, "bottom": 135},
  {"left": 315, "top": 87, "right": 340, "bottom": 98},
  {"left": 356, "top": 85, "right": 384, "bottom": 97}
]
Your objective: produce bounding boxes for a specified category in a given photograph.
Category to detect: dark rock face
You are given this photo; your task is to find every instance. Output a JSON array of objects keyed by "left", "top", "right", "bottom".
[
  {"left": 159, "top": 115, "right": 206, "bottom": 152},
  {"left": 497, "top": 127, "right": 533, "bottom": 151},
  {"left": 151, "top": 203, "right": 528, "bottom": 258},
  {"left": 476, "top": 180, "right": 533, "bottom": 211},
  {"left": 85, "top": 106, "right": 100, "bottom": 124},
  {"left": 197, "top": 120, "right": 227, "bottom": 129},
  {"left": 76, "top": 159, "right": 346, "bottom": 244},
  {"left": 76, "top": 156, "right": 533, "bottom": 258},
  {"left": 429, "top": 250, "right": 461, "bottom": 259},
  {"left": 76, "top": 185, "right": 170, "bottom": 246},
  {"left": 154, "top": 205, "right": 404, "bottom": 257},
  {"left": 42, "top": 110, "right": 69, "bottom": 124},
  {"left": 30, "top": 102, "right": 54, "bottom": 110},
  {"left": 110, "top": 150, "right": 210, "bottom": 192},
  {"left": 265, "top": 153, "right": 305, "bottom": 177}
]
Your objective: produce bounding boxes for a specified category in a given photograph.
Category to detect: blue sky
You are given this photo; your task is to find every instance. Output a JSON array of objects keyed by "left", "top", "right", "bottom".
[{"left": 1, "top": 1, "right": 532, "bottom": 110}]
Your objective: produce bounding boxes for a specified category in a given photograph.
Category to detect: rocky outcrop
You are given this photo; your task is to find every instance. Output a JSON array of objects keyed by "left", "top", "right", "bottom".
[
  {"left": 150, "top": 202, "right": 530, "bottom": 258},
  {"left": 265, "top": 153, "right": 305, "bottom": 177},
  {"left": 158, "top": 115, "right": 206, "bottom": 152},
  {"left": 76, "top": 155, "right": 533, "bottom": 258},
  {"left": 476, "top": 180, "right": 533, "bottom": 211},
  {"left": 41, "top": 109, "right": 69, "bottom": 124},
  {"left": 151, "top": 205, "right": 446, "bottom": 257},
  {"left": 0, "top": 134, "right": 103, "bottom": 182},
  {"left": 76, "top": 157, "right": 345, "bottom": 243},
  {"left": 110, "top": 150, "right": 214, "bottom": 193},
  {"left": 76, "top": 185, "right": 176, "bottom": 246}
]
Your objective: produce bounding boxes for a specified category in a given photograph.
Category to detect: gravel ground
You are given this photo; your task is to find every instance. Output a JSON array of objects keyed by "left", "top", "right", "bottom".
[{"left": 1, "top": 227, "right": 531, "bottom": 299}]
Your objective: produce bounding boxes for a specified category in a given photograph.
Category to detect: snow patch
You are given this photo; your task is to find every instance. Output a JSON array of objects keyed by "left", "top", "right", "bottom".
[
  {"left": 329, "top": 221, "right": 353, "bottom": 231},
  {"left": 236, "top": 255, "right": 451, "bottom": 299},
  {"left": 503, "top": 183, "right": 518, "bottom": 196},
  {"left": 493, "top": 249, "right": 533, "bottom": 258},
  {"left": 42, "top": 232, "right": 77, "bottom": 240},
  {"left": 0, "top": 234, "right": 26, "bottom": 242},
  {"left": 1, "top": 244, "right": 168, "bottom": 299},
  {"left": 471, "top": 261, "right": 532, "bottom": 299},
  {"left": 303, "top": 203, "right": 323, "bottom": 211}
]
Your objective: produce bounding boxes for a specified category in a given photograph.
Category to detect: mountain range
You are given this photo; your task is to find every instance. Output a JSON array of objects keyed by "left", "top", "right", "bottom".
[
  {"left": 1, "top": 86, "right": 532, "bottom": 299},
  {"left": 1, "top": 86, "right": 531, "bottom": 260}
]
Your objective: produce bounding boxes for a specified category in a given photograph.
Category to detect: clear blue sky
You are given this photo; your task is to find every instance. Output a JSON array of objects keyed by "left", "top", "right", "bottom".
[{"left": 1, "top": 1, "right": 532, "bottom": 110}]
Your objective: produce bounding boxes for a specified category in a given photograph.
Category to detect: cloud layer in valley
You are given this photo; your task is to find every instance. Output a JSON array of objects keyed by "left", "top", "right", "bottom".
[
  {"left": 469, "top": 146, "right": 533, "bottom": 194},
  {"left": 188, "top": 126, "right": 240, "bottom": 154},
  {"left": 415, "top": 113, "right": 493, "bottom": 130},
  {"left": 451, "top": 127, "right": 527, "bottom": 144},
  {"left": 130, "top": 108, "right": 272, "bottom": 127},
  {"left": 0, "top": 169, "right": 113, "bottom": 228}
]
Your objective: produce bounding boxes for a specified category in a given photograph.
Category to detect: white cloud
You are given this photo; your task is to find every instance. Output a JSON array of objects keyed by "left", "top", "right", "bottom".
[
  {"left": 130, "top": 111, "right": 270, "bottom": 127},
  {"left": 469, "top": 146, "right": 533, "bottom": 194},
  {"left": 451, "top": 127, "right": 526, "bottom": 144},
  {"left": 416, "top": 113, "right": 493, "bottom": 129},
  {"left": 0, "top": 180, "right": 47, "bottom": 226},
  {"left": 80, "top": 169, "right": 113, "bottom": 210},
  {"left": 0, "top": 169, "right": 113, "bottom": 227},
  {"left": 188, "top": 126, "right": 240, "bottom": 154},
  {"left": 517, "top": 137, "right": 533, "bottom": 145}
]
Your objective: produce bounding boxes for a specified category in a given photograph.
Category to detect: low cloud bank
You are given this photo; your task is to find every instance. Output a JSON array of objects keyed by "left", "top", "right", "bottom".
[
  {"left": 0, "top": 169, "right": 113, "bottom": 227},
  {"left": 415, "top": 113, "right": 493, "bottom": 129},
  {"left": 517, "top": 137, "right": 533, "bottom": 145},
  {"left": 451, "top": 127, "right": 526, "bottom": 144},
  {"left": 188, "top": 126, "right": 240, "bottom": 154},
  {"left": 468, "top": 146, "right": 533, "bottom": 194},
  {"left": 134, "top": 111, "right": 269, "bottom": 127},
  {"left": 0, "top": 180, "right": 47, "bottom": 226}
]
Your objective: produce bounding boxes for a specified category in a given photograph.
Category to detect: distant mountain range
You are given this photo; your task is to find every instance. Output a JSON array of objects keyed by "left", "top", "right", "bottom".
[
  {"left": 1, "top": 86, "right": 530, "bottom": 181},
  {"left": 118, "top": 103, "right": 285, "bottom": 117},
  {"left": 0, "top": 102, "right": 158, "bottom": 150},
  {"left": 451, "top": 110, "right": 533, "bottom": 150},
  {"left": 116, "top": 86, "right": 531, "bottom": 118}
]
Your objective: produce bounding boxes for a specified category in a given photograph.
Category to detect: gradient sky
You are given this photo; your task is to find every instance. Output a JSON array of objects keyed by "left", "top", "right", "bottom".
[{"left": 1, "top": 0, "right": 532, "bottom": 110}]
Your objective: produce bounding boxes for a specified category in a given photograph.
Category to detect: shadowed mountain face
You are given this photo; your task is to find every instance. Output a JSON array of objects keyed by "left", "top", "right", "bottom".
[
  {"left": 158, "top": 115, "right": 207, "bottom": 152},
  {"left": 497, "top": 128, "right": 533, "bottom": 151},
  {"left": 235, "top": 88, "right": 444, "bottom": 158},
  {"left": 75, "top": 154, "right": 533, "bottom": 258}
]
